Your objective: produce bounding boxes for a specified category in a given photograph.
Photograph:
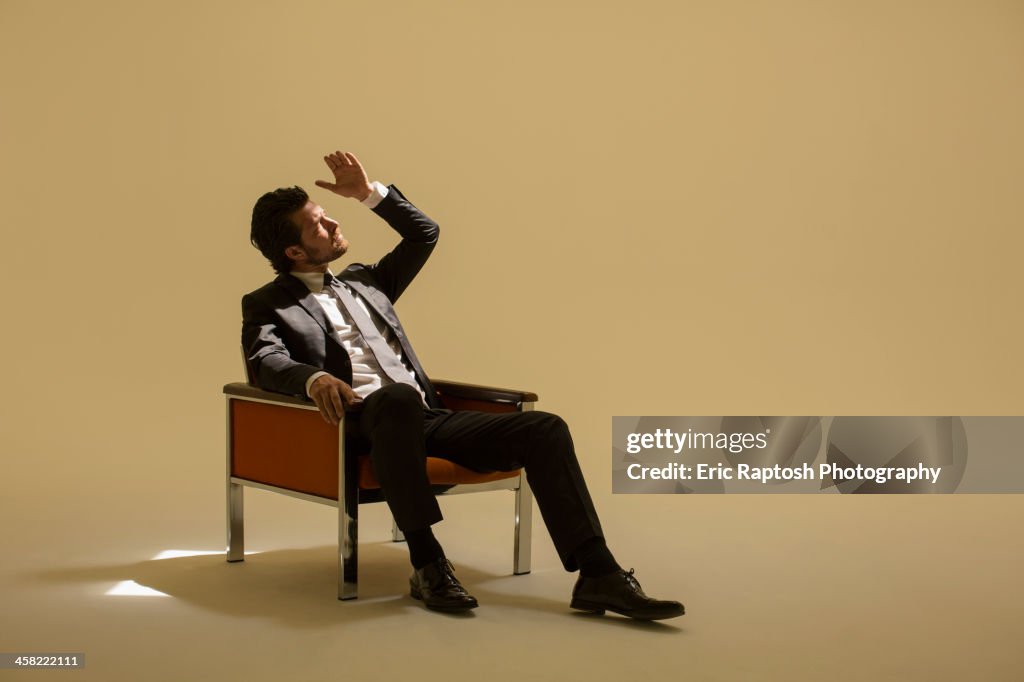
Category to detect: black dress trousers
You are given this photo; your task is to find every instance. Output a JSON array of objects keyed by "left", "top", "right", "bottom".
[{"left": 352, "top": 383, "right": 604, "bottom": 571}]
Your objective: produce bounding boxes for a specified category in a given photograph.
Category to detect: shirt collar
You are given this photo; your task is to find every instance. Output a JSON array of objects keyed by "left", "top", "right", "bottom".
[{"left": 291, "top": 268, "right": 333, "bottom": 293}]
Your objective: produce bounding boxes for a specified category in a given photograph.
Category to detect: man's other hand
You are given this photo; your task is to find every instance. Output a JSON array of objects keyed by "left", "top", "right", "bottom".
[
  {"left": 315, "top": 151, "right": 373, "bottom": 201},
  {"left": 309, "top": 374, "right": 363, "bottom": 425}
]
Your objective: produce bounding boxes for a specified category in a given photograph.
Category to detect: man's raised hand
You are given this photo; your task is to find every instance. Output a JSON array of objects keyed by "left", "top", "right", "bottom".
[
  {"left": 308, "top": 374, "right": 363, "bottom": 425},
  {"left": 315, "top": 151, "right": 373, "bottom": 201}
]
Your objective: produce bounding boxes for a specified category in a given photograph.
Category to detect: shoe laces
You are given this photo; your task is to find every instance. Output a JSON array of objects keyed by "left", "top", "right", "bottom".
[
  {"left": 623, "top": 568, "right": 644, "bottom": 593},
  {"left": 440, "top": 559, "right": 467, "bottom": 591}
]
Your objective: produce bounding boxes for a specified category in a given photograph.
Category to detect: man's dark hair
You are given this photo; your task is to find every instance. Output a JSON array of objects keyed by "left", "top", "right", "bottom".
[{"left": 250, "top": 186, "right": 309, "bottom": 274}]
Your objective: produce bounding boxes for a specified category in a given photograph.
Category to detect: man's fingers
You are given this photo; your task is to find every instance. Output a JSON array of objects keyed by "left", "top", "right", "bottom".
[
  {"left": 329, "top": 387, "right": 345, "bottom": 423},
  {"left": 334, "top": 150, "right": 351, "bottom": 166},
  {"left": 339, "top": 385, "right": 362, "bottom": 410},
  {"left": 315, "top": 179, "right": 335, "bottom": 190},
  {"left": 324, "top": 155, "right": 336, "bottom": 170},
  {"left": 344, "top": 152, "right": 361, "bottom": 168},
  {"left": 311, "top": 393, "right": 333, "bottom": 424},
  {"left": 322, "top": 397, "right": 341, "bottom": 425}
]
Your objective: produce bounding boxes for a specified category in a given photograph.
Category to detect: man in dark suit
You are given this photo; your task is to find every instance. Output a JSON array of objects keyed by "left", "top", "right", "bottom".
[{"left": 243, "top": 150, "right": 683, "bottom": 620}]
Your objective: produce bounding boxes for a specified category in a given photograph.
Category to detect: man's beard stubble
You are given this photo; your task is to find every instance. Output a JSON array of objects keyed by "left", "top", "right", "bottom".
[{"left": 308, "top": 241, "right": 347, "bottom": 266}]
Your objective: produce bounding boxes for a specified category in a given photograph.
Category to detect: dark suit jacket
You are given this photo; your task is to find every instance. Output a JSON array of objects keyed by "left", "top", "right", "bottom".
[{"left": 241, "top": 185, "right": 443, "bottom": 408}]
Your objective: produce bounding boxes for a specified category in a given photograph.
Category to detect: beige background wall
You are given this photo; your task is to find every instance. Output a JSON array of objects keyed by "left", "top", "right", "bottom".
[{"left": 1, "top": 1, "right": 1022, "bottom": 680}]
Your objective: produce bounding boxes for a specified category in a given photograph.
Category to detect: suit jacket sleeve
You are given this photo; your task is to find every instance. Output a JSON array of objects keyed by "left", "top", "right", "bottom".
[
  {"left": 363, "top": 184, "right": 440, "bottom": 303},
  {"left": 241, "top": 291, "right": 321, "bottom": 396}
]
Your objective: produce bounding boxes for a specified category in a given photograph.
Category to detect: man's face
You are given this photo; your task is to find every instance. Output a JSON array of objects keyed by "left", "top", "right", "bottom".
[{"left": 287, "top": 200, "right": 347, "bottom": 270}]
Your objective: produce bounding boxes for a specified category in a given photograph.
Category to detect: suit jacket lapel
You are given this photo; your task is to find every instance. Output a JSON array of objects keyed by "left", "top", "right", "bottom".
[{"left": 276, "top": 274, "right": 343, "bottom": 348}]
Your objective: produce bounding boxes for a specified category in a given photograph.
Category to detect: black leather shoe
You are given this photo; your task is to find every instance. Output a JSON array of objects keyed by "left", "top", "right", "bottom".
[
  {"left": 409, "top": 557, "right": 478, "bottom": 612},
  {"left": 571, "top": 568, "right": 684, "bottom": 620}
]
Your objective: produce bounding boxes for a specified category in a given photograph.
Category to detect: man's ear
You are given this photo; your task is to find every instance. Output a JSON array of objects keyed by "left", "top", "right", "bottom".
[{"left": 284, "top": 244, "right": 305, "bottom": 265}]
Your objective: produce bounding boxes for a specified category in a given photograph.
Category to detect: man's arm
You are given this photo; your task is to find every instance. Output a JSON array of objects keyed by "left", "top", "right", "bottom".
[
  {"left": 241, "top": 292, "right": 361, "bottom": 424},
  {"left": 315, "top": 151, "right": 439, "bottom": 303},
  {"left": 241, "top": 291, "right": 322, "bottom": 396},
  {"left": 366, "top": 184, "right": 439, "bottom": 303}
]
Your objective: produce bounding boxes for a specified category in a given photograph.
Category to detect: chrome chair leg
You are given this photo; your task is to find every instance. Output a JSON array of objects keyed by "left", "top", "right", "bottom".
[
  {"left": 513, "top": 400, "right": 535, "bottom": 575},
  {"left": 514, "top": 473, "right": 533, "bottom": 574},
  {"left": 227, "top": 480, "right": 244, "bottom": 562},
  {"left": 391, "top": 517, "right": 405, "bottom": 543},
  {"left": 226, "top": 397, "right": 245, "bottom": 563},
  {"left": 338, "top": 417, "right": 358, "bottom": 600}
]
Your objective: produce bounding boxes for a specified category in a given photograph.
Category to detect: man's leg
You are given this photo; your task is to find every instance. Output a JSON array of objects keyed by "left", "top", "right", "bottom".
[
  {"left": 355, "top": 383, "right": 478, "bottom": 612},
  {"left": 357, "top": 385, "right": 602, "bottom": 567},
  {"left": 423, "top": 407, "right": 685, "bottom": 620},
  {"left": 356, "top": 383, "right": 442, "bottom": 535},
  {"left": 423, "top": 408, "right": 609, "bottom": 572}
]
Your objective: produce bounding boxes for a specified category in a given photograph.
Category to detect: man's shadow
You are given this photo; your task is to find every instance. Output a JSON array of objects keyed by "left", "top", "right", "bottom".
[
  {"left": 29, "top": 542, "right": 652, "bottom": 627},
  {"left": 30, "top": 543, "right": 683, "bottom": 631}
]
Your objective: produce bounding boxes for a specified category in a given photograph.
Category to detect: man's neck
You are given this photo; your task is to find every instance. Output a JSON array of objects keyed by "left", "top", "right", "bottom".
[
  {"left": 290, "top": 263, "right": 330, "bottom": 274},
  {"left": 290, "top": 268, "right": 334, "bottom": 293}
]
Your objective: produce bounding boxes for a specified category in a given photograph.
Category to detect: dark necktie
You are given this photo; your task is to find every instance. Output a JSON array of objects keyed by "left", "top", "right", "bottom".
[{"left": 323, "top": 274, "right": 422, "bottom": 394}]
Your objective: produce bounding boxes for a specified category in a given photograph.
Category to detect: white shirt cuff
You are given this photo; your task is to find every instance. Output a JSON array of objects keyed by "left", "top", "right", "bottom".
[
  {"left": 305, "top": 371, "right": 328, "bottom": 398},
  {"left": 361, "top": 181, "right": 389, "bottom": 209}
]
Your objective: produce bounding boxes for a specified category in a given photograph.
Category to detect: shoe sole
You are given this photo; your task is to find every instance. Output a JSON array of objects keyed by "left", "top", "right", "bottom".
[
  {"left": 410, "top": 587, "right": 478, "bottom": 612},
  {"left": 570, "top": 598, "right": 684, "bottom": 621}
]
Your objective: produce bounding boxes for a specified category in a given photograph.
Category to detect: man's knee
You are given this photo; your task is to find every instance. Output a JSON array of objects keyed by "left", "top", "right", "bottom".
[
  {"left": 528, "top": 411, "right": 573, "bottom": 450},
  {"left": 376, "top": 383, "right": 423, "bottom": 407},
  {"left": 363, "top": 383, "right": 424, "bottom": 429}
]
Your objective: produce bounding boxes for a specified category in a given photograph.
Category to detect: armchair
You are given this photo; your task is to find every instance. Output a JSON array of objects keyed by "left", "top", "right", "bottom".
[{"left": 224, "top": 378, "right": 537, "bottom": 600}]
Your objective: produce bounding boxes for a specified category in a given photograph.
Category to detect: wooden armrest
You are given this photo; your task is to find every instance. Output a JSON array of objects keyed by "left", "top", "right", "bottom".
[
  {"left": 222, "top": 382, "right": 364, "bottom": 413},
  {"left": 431, "top": 379, "right": 538, "bottom": 404},
  {"left": 224, "top": 382, "right": 309, "bottom": 405},
  {"left": 223, "top": 379, "right": 538, "bottom": 411}
]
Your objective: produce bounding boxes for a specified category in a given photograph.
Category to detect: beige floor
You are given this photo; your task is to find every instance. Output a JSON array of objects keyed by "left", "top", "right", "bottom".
[{"left": 2, "top": 480, "right": 1022, "bottom": 682}]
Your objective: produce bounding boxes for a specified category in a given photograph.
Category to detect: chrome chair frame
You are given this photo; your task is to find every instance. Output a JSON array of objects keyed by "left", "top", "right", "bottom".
[{"left": 224, "top": 381, "right": 534, "bottom": 600}]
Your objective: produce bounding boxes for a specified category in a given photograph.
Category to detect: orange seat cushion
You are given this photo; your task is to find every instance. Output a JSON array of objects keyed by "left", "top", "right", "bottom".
[{"left": 358, "top": 455, "right": 519, "bottom": 489}]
